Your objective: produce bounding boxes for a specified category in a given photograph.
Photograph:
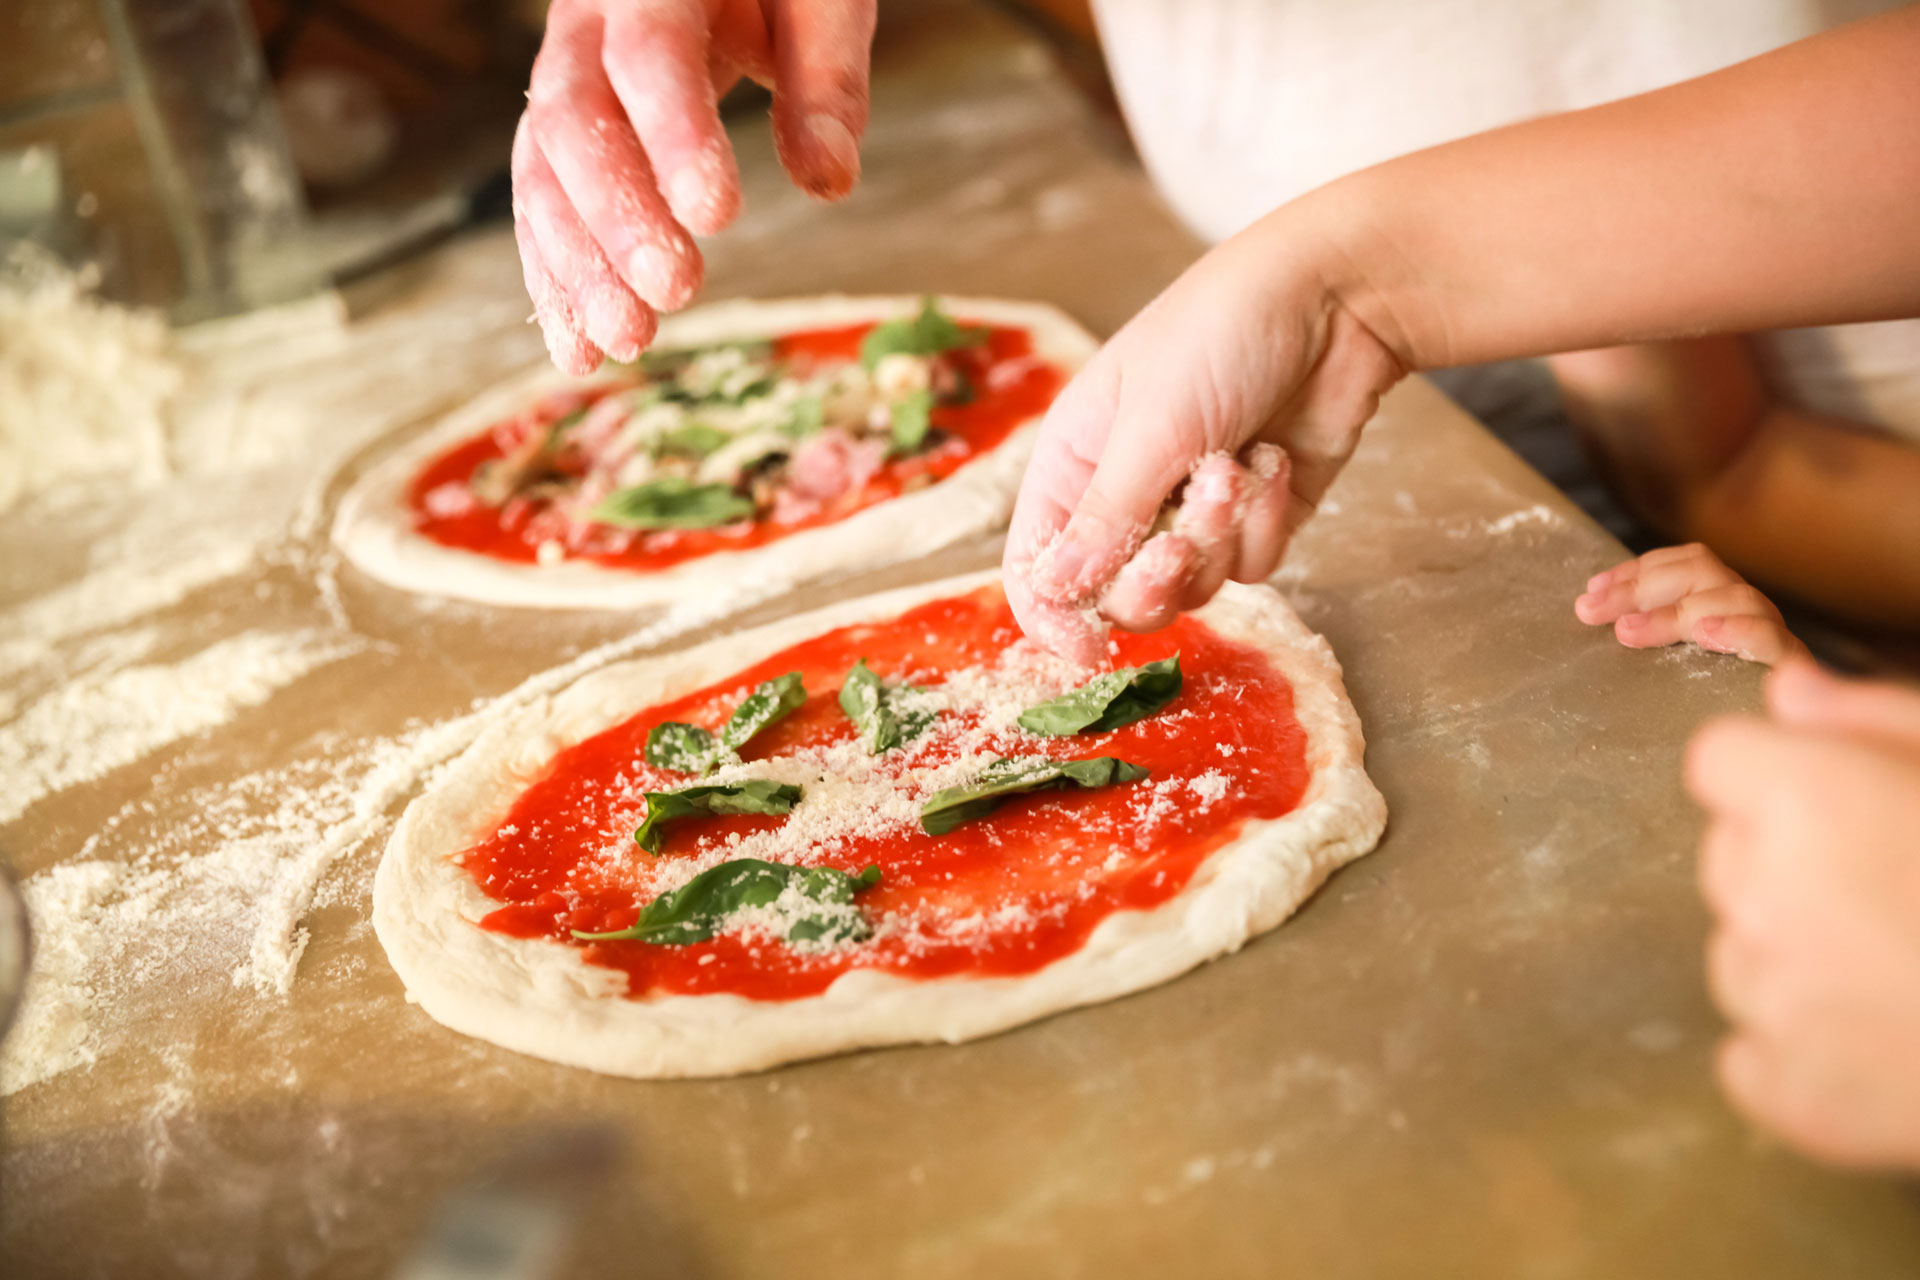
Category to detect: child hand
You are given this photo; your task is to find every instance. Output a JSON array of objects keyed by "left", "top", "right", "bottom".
[
  {"left": 1687, "top": 662, "right": 1920, "bottom": 1168},
  {"left": 1575, "top": 543, "right": 1808, "bottom": 665},
  {"left": 514, "top": 0, "right": 876, "bottom": 372},
  {"left": 1003, "top": 233, "right": 1405, "bottom": 665}
]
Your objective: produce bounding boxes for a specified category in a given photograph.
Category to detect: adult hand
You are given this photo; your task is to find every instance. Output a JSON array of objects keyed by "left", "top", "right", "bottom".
[
  {"left": 514, "top": 0, "right": 877, "bottom": 373},
  {"left": 1576, "top": 542, "right": 1809, "bottom": 665},
  {"left": 1002, "top": 232, "right": 1406, "bottom": 665},
  {"left": 1688, "top": 661, "right": 1920, "bottom": 1168}
]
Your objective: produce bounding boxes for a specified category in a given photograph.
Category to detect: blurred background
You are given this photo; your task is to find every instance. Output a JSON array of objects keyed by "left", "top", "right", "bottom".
[{"left": 0, "top": 0, "right": 1112, "bottom": 321}]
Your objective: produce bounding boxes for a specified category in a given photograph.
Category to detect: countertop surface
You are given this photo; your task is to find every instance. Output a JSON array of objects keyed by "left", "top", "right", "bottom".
[{"left": 5, "top": 3, "right": 1918, "bottom": 1277}]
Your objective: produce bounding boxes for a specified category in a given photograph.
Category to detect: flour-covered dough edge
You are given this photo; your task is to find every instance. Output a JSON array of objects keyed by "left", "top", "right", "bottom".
[
  {"left": 331, "top": 296, "right": 1099, "bottom": 610},
  {"left": 373, "top": 570, "right": 1387, "bottom": 1078}
]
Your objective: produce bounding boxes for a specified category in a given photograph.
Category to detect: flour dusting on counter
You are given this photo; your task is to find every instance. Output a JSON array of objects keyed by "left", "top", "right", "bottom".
[
  {"left": 0, "top": 630, "right": 361, "bottom": 827},
  {"left": 0, "top": 246, "right": 179, "bottom": 513},
  {"left": 0, "top": 551, "right": 793, "bottom": 1092},
  {"left": 0, "top": 861, "right": 122, "bottom": 1095}
]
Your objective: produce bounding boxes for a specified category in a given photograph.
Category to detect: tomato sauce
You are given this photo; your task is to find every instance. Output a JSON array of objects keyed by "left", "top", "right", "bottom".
[
  {"left": 406, "top": 322, "right": 1061, "bottom": 571},
  {"left": 464, "top": 586, "right": 1313, "bottom": 1001}
]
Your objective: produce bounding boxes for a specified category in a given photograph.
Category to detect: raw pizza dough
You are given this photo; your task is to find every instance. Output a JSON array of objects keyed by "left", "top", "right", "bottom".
[
  {"left": 373, "top": 570, "right": 1387, "bottom": 1078},
  {"left": 331, "top": 295, "right": 1098, "bottom": 610}
]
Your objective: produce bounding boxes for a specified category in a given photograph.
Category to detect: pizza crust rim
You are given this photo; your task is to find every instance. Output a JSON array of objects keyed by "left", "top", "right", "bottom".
[
  {"left": 372, "top": 569, "right": 1388, "bottom": 1078},
  {"left": 330, "top": 295, "right": 1099, "bottom": 611}
]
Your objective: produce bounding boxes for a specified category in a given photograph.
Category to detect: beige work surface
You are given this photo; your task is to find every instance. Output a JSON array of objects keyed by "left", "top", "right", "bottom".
[{"left": 5, "top": 3, "right": 1919, "bottom": 1276}]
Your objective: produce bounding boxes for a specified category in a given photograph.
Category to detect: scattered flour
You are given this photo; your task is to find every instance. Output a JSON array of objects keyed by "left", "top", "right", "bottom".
[
  {"left": 236, "top": 571, "right": 800, "bottom": 995},
  {"left": 0, "top": 629, "right": 360, "bottom": 826},
  {"left": 0, "top": 245, "right": 179, "bottom": 513},
  {"left": 1481, "top": 504, "right": 1560, "bottom": 536},
  {"left": 0, "top": 860, "right": 121, "bottom": 1094},
  {"left": 0, "top": 567, "right": 809, "bottom": 1096},
  {"left": 0, "top": 536, "right": 258, "bottom": 688}
]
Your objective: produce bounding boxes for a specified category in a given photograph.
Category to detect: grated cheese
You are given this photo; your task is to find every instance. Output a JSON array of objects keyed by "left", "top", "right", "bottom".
[{"left": 511, "top": 636, "right": 1240, "bottom": 955}]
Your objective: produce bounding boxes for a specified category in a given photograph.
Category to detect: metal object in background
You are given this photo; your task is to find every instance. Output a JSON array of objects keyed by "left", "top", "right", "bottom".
[
  {"left": 391, "top": 1127, "right": 623, "bottom": 1280},
  {"left": 0, "top": 860, "right": 30, "bottom": 1048},
  {"left": 0, "top": 0, "right": 317, "bottom": 319}
]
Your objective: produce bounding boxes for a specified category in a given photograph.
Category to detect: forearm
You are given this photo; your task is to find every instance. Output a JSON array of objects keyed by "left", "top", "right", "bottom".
[
  {"left": 1277, "top": 5, "right": 1920, "bottom": 370},
  {"left": 1683, "top": 408, "right": 1920, "bottom": 632}
]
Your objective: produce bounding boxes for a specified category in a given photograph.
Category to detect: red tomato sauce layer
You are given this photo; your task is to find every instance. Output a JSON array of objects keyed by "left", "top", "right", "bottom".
[
  {"left": 462, "top": 586, "right": 1313, "bottom": 1001},
  {"left": 406, "top": 322, "right": 1061, "bottom": 572}
]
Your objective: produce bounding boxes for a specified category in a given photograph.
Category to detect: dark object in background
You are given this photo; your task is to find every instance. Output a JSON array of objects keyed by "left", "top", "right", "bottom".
[
  {"left": 0, "top": 0, "right": 313, "bottom": 318},
  {"left": 250, "top": 0, "right": 536, "bottom": 208}
]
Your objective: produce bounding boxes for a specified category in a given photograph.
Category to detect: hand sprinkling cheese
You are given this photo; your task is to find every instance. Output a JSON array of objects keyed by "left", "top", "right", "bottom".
[{"left": 1004, "top": 369, "right": 1299, "bottom": 664}]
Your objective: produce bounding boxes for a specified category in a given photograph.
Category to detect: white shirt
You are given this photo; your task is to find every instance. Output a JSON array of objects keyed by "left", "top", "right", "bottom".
[{"left": 1093, "top": 0, "right": 1920, "bottom": 442}]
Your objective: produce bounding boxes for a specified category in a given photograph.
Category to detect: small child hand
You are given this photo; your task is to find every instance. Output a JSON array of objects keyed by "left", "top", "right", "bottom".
[
  {"left": 1004, "top": 232, "right": 1405, "bottom": 665},
  {"left": 1687, "top": 662, "right": 1920, "bottom": 1168},
  {"left": 1574, "top": 543, "right": 1808, "bottom": 665}
]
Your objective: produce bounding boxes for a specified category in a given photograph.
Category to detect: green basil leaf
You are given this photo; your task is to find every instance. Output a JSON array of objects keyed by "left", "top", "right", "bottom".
[
  {"left": 859, "top": 297, "right": 987, "bottom": 370},
  {"left": 838, "top": 659, "right": 934, "bottom": 754},
  {"left": 590, "top": 477, "right": 755, "bottom": 530},
  {"left": 644, "top": 721, "right": 720, "bottom": 774},
  {"left": 543, "top": 406, "right": 587, "bottom": 450},
  {"left": 919, "top": 756, "right": 1150, "bottom": 836},
  {"left": 723, "top": 372, "right": 778, "bottom": 403},
  {"left": 888, "top": 388, "right": 935, "bottom": 456},
  {"left": 573, "top": 857, "right": 882, "bottom": 945},
  {"left": 1016, "top": 656, "right": 1182, "bottom": 736},
  {"left": 721, "top": 672, "right": 807, "bottom": 754},
  {"left": 784, "top": 864, "right": 884, "bottom": 944},
  {"left": 780, "top": 396, "right": 825, "bottom": 439},
  {"left": 653, "top": 422, "right": 729, "bottom": 458},
  {"left": 643, "top": 674, "right": 807, "bottom": 777},
  {"left": 632, "top": 779, "right": 802, "bottom": 854}
]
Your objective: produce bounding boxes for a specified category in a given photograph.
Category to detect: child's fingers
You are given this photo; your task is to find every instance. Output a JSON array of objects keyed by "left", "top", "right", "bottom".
[
  {"left": 1614, "top": 581, "right": 1781, "bottom": 650},
  {"left": 1230, "top": 444, "right": 1291, "bottom": 584},
  {"left": 1768, "top": 661, "right": 1920, "bottom": 752},
  {"left": 1696, "top": 613, "right": 1807, "bottom": 666},
  {"left": 1171, "top": 454, "right": 1243, "bottom": 611},
  {"left": 1099, "top": 532, "right": 1198, "bottom": 633},
  {"left": 1576, "top": 542, "right": 1740, "bottom": 624},
  {"left": 1587, "top": 541, "right": 1723, "bottom": 591}
]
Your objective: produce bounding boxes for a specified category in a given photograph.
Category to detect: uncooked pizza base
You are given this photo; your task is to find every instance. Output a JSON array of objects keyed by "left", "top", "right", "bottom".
[
  {"left": 331, "top": 295, "right": 1098, "bottom": 610},
  {"left": 373, "top": 570, "right": 1387, "bottom": 1078}
]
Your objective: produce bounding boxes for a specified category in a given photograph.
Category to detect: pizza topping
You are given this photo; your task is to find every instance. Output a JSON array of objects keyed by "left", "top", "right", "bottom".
[
  {"left": 646, "top": 672, "right": 808, "bottom": 774},
  {"left": 589, "top": 477, "right": 755, "bottom": 530},
  {"left": 920, "top": 755, "right": 1151, "bottom": 835},
  {"left": 462, "top": 587, "right": 1311, "bottom": 1001},
  {"left": 785, "top": 427, "right": 888, "bottom": 503},
  {"left": 858, "top": 296, "right": 988, "bottom": 369},
  {"left": 641, "top": 722, "right": 722, "bottom": 775},
  {"left": 887, "top": 389, "right": 936, "bottom": 456},
  {"left": 633, "top": 780, "right": 804, "bottom": 854},
  {"left": 652, "top": 421, "right": 729, "bottom": 459},
  {"left": 1016, "top": 655, "right": 1184, "bottom": 736},
  {"left": 407, "top": 305, "right": 1065, "bottom": 573},
  {"left": 837, "top": 659, "right": 935, "bottom": 754},
  {"left": 721, "top": 672, "right": 809, "bottom": 752},
  {"left": 573, "top": 858, "right": 882, "bottom": 947}
]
